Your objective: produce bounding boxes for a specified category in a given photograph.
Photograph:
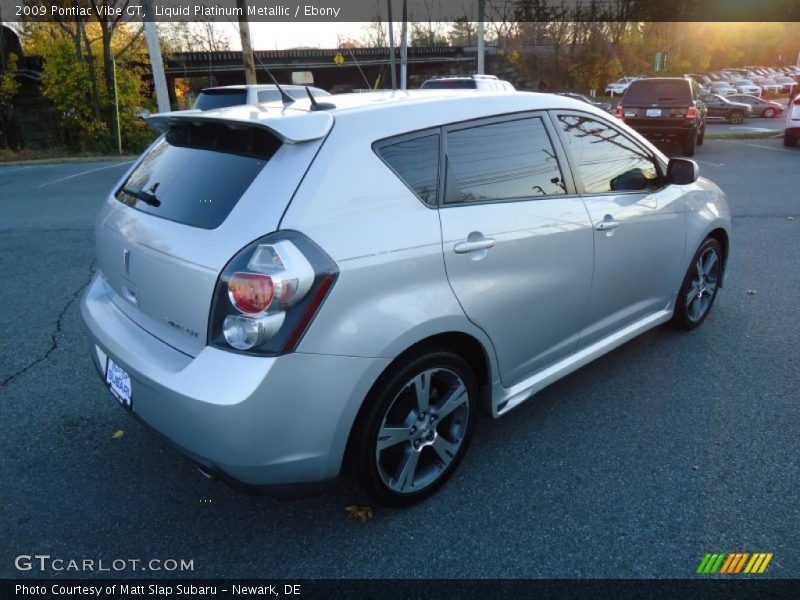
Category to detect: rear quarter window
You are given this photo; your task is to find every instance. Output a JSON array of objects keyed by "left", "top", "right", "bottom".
[
  {"left": 116, "top": 123, "right": 281, "bottom": 229},
  {"left": 374, "top": 133, "right": 440, "bottom": 206}
]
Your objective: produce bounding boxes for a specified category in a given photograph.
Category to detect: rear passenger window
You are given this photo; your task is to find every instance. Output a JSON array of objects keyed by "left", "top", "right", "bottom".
[
  {"left": 557, "top": 114, "right": 659, "bottom": 194},
  {"left": 444, "top": 117, "right": 565, "bottom": 204},
  {"left": 376, "top": 133, "right": 440, "bottom": 206}
]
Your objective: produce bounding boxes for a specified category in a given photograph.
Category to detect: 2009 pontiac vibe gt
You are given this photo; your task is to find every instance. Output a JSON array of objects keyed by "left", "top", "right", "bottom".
[{"left": 81, "top": 90, "right": 731, "bottom": 506}]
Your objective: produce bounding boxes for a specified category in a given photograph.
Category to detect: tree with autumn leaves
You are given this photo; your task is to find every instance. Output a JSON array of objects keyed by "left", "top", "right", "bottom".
[{"left": 18, "top": 0, "right": 154, "bottom": 152}]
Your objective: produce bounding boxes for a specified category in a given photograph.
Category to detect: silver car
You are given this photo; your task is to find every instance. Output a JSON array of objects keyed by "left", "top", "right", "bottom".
[{"left": 81, "top": 91, "right": 732, "bottom": 506}]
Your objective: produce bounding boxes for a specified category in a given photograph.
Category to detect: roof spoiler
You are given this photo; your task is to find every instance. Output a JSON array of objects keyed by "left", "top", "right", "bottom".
[{"left": 145, "top": 109, "right": 333, "bottom": 144}]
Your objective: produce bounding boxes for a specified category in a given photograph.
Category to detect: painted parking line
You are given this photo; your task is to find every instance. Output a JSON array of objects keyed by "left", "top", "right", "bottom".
[
  {"left": 694, "top": 159, "right": 725, "bottom": 167},
  {"left": 715, "top": 139, "right": 798, "bottom": 154},
  {"left": 36, "top": 161, "right": 133, "bottom": 188}
]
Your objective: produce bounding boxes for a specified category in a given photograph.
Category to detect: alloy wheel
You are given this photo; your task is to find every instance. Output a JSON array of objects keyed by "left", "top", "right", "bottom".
[
  {"left": 375, "top": 368, "right": 470, "bottom": 494},
  {"left": 685, "top": 247, "right": 720, "bottom": 322}
]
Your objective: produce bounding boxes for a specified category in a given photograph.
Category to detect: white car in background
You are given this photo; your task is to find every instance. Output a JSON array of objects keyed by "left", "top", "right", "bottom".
[
  {"left": 731, "top": 79, "right": 762, "bottom": 97},
  {"left": 710, "top": 81, "right": 737, "bottom": 96},
  {"left": 785, "top": 93, "right": 800, "bottom": 146},
  {"left": 604, "top": 77, "right": 638, "bottom": 95},
  {"left": 756, "top": 78, "right": 782, "bottom": 95}
]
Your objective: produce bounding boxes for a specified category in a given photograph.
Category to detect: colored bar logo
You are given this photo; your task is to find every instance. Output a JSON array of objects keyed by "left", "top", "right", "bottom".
[{"left": 696, "top": 552, "right": 773, "bottom": 574}]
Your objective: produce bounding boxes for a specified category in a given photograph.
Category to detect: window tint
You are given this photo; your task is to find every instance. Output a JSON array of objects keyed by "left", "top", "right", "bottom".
[
  {"left": 377, "top": 133, "right": 440, "bottom": 205},
  {"left": 193, "top": 90, "right": 247, "bottom": 110},
  {"left": 421, "top": 79, "right": 476, "bottom": 89},
  {"left": 116, "top": 124, "right": 280, "bottom": 229},
  {"left": 623, "top": 80, "right": 692, "bottom": 104},
  {"left": 445, "top": 117, "right": 565, "bottom": 204},
  {"left": 557, "top": 115, "right": 659, "bottom": 194}
]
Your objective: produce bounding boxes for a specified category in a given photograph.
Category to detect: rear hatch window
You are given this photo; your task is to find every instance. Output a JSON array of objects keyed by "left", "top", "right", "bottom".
[
  {"left": 623, "top": 80, "right": 692, "bottom": 106},
  {"left": 116, "top": 123, "right": 280, "bottom": 229},
  {"left": 193, "top": 89, "right": 247, "bottom": 110}
]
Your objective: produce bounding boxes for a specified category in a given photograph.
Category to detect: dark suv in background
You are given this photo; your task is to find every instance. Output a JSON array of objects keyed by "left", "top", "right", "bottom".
[{"left": 616, "top": 78, "right": 707, "bottom": 156}]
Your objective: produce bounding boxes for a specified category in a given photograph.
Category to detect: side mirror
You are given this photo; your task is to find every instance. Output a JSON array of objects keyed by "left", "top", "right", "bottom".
[{"left": 667, "top": 158, "right": 699, "bottom": 185}]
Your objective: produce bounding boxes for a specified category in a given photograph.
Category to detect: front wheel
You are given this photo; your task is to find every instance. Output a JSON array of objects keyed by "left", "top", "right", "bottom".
[
  {"left": 671, "top": 238, "right": 723, "bottom": 330},
  {"left": 729, "top": 111, "right": 745, "bottom": 124},
  {"left": 348, "top": 350, "right": 478, "bottom": 507}
]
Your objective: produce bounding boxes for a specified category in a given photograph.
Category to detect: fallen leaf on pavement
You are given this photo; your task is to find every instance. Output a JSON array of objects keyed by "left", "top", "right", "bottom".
[
  {"left": 346, "top": 505, "right": 373, "bottom": 523},
  {"left": 111, "top": 430, "right": 124, "bottom": 440}
]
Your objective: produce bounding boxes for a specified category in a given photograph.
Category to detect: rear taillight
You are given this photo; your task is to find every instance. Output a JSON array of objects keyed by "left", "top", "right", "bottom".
[
  {"left": 615, "top": 105, "right": 624, "bottom": 119},
  {"left": 209, "top": 231, "right": 338, "bottom": 354},
  {"left": 686, "top": 107, "right": 697, "bottom": 119},
  {"left": 793, "top": 96, "right": 800, "bottom": 106}
]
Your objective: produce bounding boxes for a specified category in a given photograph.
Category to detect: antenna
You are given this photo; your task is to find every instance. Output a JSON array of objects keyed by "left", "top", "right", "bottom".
[
  {"left": 261, "top": 61, "right": 295, "bottom": 105},
  {"left": 305, "top": 87, "right": 337, "bottom": 111}
]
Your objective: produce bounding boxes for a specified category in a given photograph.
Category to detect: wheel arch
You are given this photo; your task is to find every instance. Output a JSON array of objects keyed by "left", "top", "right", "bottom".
[{"left": 707, "top": 227, "right": 730, "bottom": 286}]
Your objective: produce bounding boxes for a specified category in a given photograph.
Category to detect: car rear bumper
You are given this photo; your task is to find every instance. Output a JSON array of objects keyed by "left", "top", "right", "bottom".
[
  {"left": 81, "top": 273, "right": 391, "bottom": 495},
  {"left": 623, "top": 120, "right": 696, "bottom": 141}
]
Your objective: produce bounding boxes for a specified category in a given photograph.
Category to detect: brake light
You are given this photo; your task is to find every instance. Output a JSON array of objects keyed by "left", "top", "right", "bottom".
[
  {"left": 686, "top": 107, "right": 697, "bottom": 119},
  {"left": 209, "top": 232, "right": 338, "bottom": 354},
  {"left": 228, "top": 272, "right": 274, "bottom": 314},
  {"left": 793, "top": 96, "right": 800, "bottom": 106},
  {"left": 615, "top": 105, "right": 624, "bottom": 119}
]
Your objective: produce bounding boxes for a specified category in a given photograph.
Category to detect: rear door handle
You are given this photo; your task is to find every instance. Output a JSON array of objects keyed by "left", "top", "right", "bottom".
[{"left": 454, "top": 238, "right": 496, "bottom": 254}]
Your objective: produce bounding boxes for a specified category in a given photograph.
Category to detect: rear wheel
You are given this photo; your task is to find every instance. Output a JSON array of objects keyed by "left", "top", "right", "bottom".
[
  {"left": 671, "top": 238, "right": 723, "bottom": 330},
  {"left": 697, "top": 125, "right": 705, "bottom": 146},
  {"left": 729, "top": 111, "right": 745, "bottom": 124},
  {"left": 682, "top": 130, "right": 697, "bottom": 156},
  {"left": 348, "top": 350, "right": 478, "bottom": 507},
  {"left": 763, "top": 107, "right": 775, "bottom": 118},
  {"left": 784, "top": 132, "right": 798, "bottom": 147}
]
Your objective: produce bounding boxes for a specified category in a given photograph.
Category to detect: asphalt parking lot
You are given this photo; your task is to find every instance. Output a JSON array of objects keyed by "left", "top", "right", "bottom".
[{"left": 1, "top": 137, "right": 798, "bottom": 579}]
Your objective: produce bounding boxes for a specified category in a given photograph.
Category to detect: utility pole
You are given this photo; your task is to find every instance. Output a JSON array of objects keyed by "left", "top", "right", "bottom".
[
  {"left": 477, "top": 0, "right": 485, "bottom": 75},
  {"left": 141, "top": 0, "right": 170, "bottom": 113},
  {"left": 400, "top": 0, "right": 407, "bottom": 90},
  {"left": 236, "top": 0, "right": 257, "bottom": 85},
  {"left": 387, "top": 0, "right": 397, "bottom": 90}
]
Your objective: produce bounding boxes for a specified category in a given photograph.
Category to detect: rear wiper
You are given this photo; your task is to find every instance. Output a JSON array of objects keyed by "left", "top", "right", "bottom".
[{"left": 122, "top": 187, "right": 161, "bottom": 207}]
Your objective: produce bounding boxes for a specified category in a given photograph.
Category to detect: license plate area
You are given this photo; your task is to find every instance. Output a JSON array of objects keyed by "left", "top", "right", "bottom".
[
  {"left": 106, "top": 357, "right": 133, "bottom": 410},
  {"left": 646, "top": 108, "right": 662, "bottom": 117}
]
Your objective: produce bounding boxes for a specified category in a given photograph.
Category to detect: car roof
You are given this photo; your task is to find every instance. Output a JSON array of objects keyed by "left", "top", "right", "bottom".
[{"left": 148, "top": 90, "right": 600, "bottom": 144}]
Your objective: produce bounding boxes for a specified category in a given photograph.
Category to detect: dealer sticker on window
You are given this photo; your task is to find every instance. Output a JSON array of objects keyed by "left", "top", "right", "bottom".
[{"left": 106, "top": 358, "right": 132, "bottom": 410}]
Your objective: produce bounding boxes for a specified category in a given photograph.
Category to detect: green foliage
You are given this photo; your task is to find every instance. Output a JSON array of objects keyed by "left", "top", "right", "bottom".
[
  {"left": 24, "top": 23, "right": 155, "bottom": 153},
  {"left": 0, "top": 53, "right": 21, "bottom": 110}
]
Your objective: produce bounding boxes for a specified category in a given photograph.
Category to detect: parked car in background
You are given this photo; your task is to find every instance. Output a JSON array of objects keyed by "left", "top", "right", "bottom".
[
  {"left": 775, "top": 76, "right": 798, "bottom": 95},
  {"left": 193, "top": 84, "right": 331, "bottom": 110},
  {"left": 80, "top": 90, "right": 731, "bottom": 506},
  {"left": 785, "top": 93, "right": 800, "bottom": 146},
  {"left": 730, "top": 79, "right": 762, "bottom": 96},
  {"left": 728, "top": 94, "right": 784, "bottom": 118},
  {"left": 701, "top": 94, "right": 751, "bottom": 124},
  {"left": 556, "top": 92, "right": 612, "bottom": 113},
  {"left": 420, "top": 74, "right": 515, "bottom": 91},
  {"left": 617, "top": 77, "right": 707, "bottom": 156},
  {"left": 755, "top": 78, "right": 782, "bottom": 95},
  {"left": 709, "top": 81, "right": 738, "bottom": 96},
  {"left": 604, "top": 77, "right": 638, "bottom": 95}
]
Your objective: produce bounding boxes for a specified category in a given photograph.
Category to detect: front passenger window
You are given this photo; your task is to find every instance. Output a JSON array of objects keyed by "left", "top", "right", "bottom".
[{"left": 557, "top": 114, "right": 659, "bottom": 194}]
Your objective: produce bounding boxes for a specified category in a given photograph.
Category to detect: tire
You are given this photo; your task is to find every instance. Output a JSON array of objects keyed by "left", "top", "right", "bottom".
[
  {"left": 729, "top": 111, "right": 745, "bottom": 124},
  {"left": 784, "top": 132, "right": 798, "bottom": 147},
  {"left": 763, "top": 108, "right": 775, "bottom": 118},
  {"left": 347, "top": 350, "right": 478, "bottom": 507},
  {"left": 682, "top": 130, "right": 697, "bottom": 156},
  {"left": 697, "top": 125, "right": 705, "bottom": 146},
  {"left": 671, "top": 238, "right": 723, "bottom": 331}
]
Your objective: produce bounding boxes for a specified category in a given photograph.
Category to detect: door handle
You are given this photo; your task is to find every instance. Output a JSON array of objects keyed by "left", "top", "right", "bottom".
[
  {"left": 454, "top": 238, "right": 496, "bottom": 254},
  {"left": 596, "top": 215, "right": 620, "bottom": 232}
]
